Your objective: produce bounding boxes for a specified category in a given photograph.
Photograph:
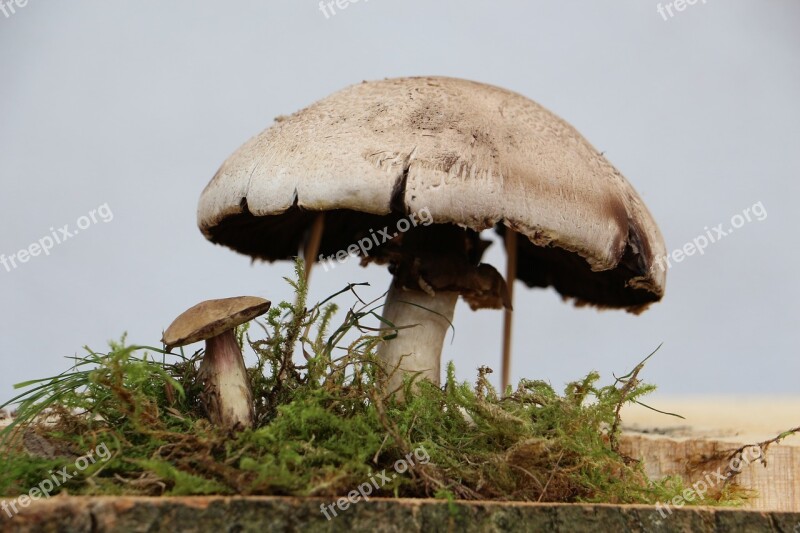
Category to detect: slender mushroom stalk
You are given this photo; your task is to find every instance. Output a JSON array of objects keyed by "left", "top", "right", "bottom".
[
  {"left": 304, "top": 212, "right": 325, "bottom": 282},
  {"left": 380, "top": 285, "right": 458, "bottom": 394},
  {"left": 501, "top": 229, "right": 518, "bottom": 393},
  {"left": 375, "top": 224, "right": 510, "bottom": 393},
  {"left": 162, "top": 296, "right": 271, "bottom": 430},
  {"left": 198, "top": 329, "right": 254, "bottom": 428}
]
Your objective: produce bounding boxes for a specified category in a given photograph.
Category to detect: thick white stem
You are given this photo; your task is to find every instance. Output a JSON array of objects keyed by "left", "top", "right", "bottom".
[
  {"left": 378, "top": 284, "right": 458, "bottom": 395},
  {"left": 200, "top": 330, "right": 254, "bottom": 429}
]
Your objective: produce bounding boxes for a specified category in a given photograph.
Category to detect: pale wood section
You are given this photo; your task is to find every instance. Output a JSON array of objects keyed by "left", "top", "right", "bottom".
[
  {"left": 622, "top": 396, "right": 800, "bottom": 444},
  {"left": 621, "top": 434, "right": 799, "bottom": 512},
  {"left": 621, "top": 396, "right": 800, "bottom": 512}
]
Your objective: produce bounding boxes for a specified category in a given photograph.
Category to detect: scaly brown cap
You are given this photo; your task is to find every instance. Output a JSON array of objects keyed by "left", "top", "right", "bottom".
[
  {"left": 198, "top": 77, "right": 666, "bottom": 312},
  {"left": 162, "top": 296, "right": 271, "bottom": 350}
]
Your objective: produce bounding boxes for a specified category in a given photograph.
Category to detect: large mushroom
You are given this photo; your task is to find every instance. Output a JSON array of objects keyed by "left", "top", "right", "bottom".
[
  {"left": 162, "top": 296, "right": 270, "bottom": 429},
  {"left": 197, "top": 77, "right": 666, "bottom": 394}
]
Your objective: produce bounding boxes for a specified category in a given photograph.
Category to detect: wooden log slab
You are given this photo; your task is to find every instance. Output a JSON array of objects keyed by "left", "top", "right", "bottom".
[{"left": 621, "top": 396, "right": 800, "bottom": 512}]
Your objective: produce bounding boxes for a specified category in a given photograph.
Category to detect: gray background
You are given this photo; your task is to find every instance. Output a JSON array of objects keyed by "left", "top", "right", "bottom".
[{"left": 1, "top": 1, "right": 798, "bottom": 405}]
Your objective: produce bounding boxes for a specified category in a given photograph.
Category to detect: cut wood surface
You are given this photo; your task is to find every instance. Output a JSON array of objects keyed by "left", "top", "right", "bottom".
[
  {"left": 621, "top": 396, "right": 800, "bottom": 512},
  {"left": 5, "top": 497, "right": 800, "bottom": 533}
]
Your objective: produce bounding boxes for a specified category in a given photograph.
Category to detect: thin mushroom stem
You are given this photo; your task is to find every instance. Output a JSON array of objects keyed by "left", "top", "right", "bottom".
[
  {"left": 501, "top": 228, "right": 517, "bottom": 393},
  {"left": 378, "top": 284, "right": 458, "bottom": 397},
  {"left": 304, "top": 212, "right": 325, "bottom": 283},
  {"left": 199, "top": 329, "right": 254, "bottom": 429}
]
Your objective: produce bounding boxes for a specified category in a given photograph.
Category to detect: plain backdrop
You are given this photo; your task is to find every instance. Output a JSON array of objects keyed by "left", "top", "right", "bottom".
[{"left": 1, "top": 1, "right": 798, "bottom": 405}]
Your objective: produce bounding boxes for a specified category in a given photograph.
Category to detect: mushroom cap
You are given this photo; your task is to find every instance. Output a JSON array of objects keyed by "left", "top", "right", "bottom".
[
  {"left": 162, "top": 296, "right": 271, "bottom": 350},
  {"left": 198, "top": 77, "right": 666, "bottom": 312}
]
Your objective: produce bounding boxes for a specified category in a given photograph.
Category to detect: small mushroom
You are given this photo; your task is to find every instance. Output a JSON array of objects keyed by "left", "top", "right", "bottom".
[
  {"left": 162, "top": 296, "right": 270, "bottom": 429},
  {"left": 197, "top": 77, "right": 666, "bottom": 396}
]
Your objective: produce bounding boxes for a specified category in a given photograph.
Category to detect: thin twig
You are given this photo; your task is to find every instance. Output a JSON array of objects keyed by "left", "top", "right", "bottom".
[{"left": 501, "top": 228, "right": 517, "bottom": 393}]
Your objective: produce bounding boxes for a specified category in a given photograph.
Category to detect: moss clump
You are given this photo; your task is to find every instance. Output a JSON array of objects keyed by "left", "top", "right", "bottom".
[{"left": 0, "top": 261, "right": 743, "bottom": 505}]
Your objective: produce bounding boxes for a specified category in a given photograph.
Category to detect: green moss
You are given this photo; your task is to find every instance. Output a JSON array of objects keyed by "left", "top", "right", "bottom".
[{"left": 0, "top": 260, "right": 747, "bottom": 505}]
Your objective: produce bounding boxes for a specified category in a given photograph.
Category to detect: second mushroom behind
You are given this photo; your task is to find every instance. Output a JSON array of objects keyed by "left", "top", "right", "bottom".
[{"left": 196, "top": 76, "right": 667, "bottom": 396}]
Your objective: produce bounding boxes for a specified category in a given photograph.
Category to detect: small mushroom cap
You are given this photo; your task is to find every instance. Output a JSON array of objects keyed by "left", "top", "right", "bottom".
[
  {"left": 198, "top": 77, "right": 666, "bottom": 312},
  {"left": 162, "top": 296, "right": 271, "bottom": 350}
]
